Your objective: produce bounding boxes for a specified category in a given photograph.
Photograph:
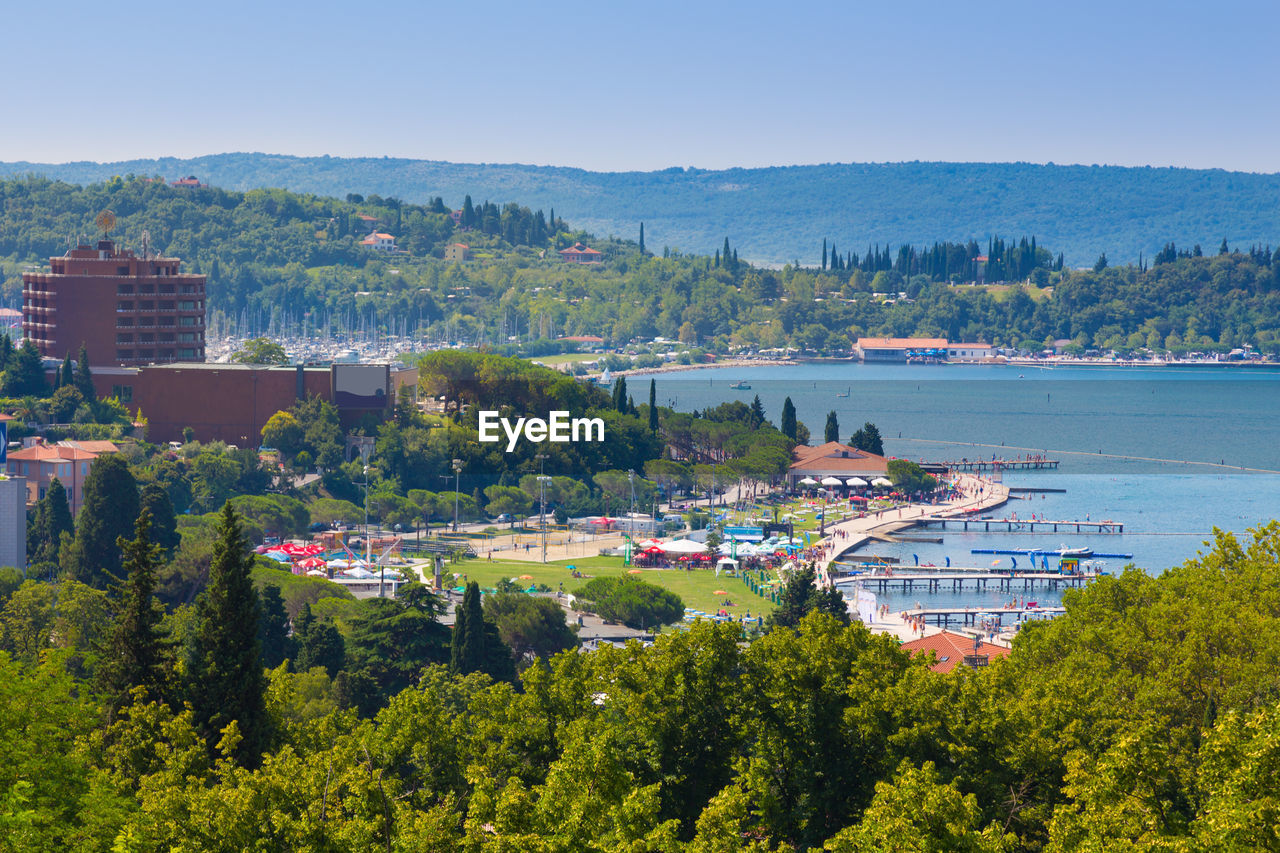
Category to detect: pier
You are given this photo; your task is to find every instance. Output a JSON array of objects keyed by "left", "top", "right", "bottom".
[
  {"left": 901, "top": 606, "right": 1066, "bottom": 627},
  {"left": 937, "top": 458, "right": 1059, "bottom": 471},
  {"left": 835, "top": 571, "right": 1096, "bottom": 594},
  {"left": 917, "top": 516, "right": 1123, "bottom": 533}
]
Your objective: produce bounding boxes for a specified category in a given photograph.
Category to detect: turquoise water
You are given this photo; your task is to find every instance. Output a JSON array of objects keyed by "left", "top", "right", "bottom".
[{"left": 647, "top": 363, "right": 1280, "bottom": 610}]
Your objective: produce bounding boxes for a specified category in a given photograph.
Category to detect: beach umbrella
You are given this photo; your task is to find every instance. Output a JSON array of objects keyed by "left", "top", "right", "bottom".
[
  {"left": 821, "top": 476, "right": 844, "bottom": 486},
  {"left": 519, "top": 574, "right": 534, "bottom": 580},
  {"left": 872, "top": 477, "right": 893, "bottom": 487},
  {"left": 627, "top": 568, "right": 643, "bottom": 574},
  {"left": 846, "top": 477, "right": 868, "bottom": 487},
  {"left": 799, "top": 477, "right": 818, "bottom": 485},
  {"left": 305, "top": 569, "right": 327, "bottom": 577},
  {"left": 714, "top": 589, "right": 728, "bottom": 595}
]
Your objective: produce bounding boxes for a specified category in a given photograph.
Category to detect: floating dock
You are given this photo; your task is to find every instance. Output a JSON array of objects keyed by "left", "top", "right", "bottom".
[
  {"left": 970, "top": 547, "right": 1132, "bottom": 559},
  {"left": 918, "top": 517, "right": 1123, "bottom": 533}
]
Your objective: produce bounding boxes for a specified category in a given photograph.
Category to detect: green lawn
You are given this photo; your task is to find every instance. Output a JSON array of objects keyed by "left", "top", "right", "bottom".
[
  {"left": 444, "top": 554, "right": 777, "bottom": 618},
  {"left": 528, "top": 352, "right": 598, "bottom": 366}
]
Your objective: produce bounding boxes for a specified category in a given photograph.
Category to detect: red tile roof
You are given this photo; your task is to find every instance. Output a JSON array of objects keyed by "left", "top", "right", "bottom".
[
  {"left": 899, "top": 630, "right": 1010, "bottom": 673},
  {"left": 789, "top": 441, "right": 888, "bottom": 475},
  {"left": 8, "top": 445, "right": 98, "bottom": 462},
  {"left": 857, "top": 337, "right": 949, "bottom": 349}
]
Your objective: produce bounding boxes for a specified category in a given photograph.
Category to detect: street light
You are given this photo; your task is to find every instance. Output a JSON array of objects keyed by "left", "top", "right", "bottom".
[
  {"left": 451, "top": 458, "right": 463, "bottom": 532},
  {"left": 537, "top": 474, "right": 553, "bottom": 563}
]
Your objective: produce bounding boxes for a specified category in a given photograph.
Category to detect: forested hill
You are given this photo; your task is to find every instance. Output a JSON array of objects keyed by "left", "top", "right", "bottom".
[{"left": 3, "top": 154, "right": 1280, "bottom": 266}]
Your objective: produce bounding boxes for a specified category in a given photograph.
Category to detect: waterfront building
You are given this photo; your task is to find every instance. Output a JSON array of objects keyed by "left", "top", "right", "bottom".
[
  {"left": 788, "top": 441, "right": 888, "bottom": 489},
  {"left": 900, "top": 629, "right": 1010, "bottom": 673},
  {"left": 947, "top": 342, "right": 996, "bottom": 362},
  {"left": 855, "top": 337, "right": 948, "bottom": 362},
  {"left": 22, "top": 238, "right": 206, "bottom": 366}
]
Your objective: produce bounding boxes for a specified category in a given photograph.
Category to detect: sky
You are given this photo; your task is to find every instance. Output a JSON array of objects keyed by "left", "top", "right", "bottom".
[{"left": 4, "top": 0, "right": 1278, "bottom": 173}]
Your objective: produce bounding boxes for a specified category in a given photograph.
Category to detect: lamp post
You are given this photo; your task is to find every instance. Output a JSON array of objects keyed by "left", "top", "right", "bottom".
[
  {"left": 451, "top": 458, "right": 463, "bottom": 533},
  {"left": 537, "top": 474, "right": 552, "bottom": 563}
]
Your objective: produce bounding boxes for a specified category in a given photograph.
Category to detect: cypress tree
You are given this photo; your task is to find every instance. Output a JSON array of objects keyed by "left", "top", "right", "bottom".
[
  {"left": 451, "top": 581, "right": 486, "bottom": 675},
  {"left": 749, "top": 395, "right": 766, "bottom": 429},
  {"left": 75, "top": 344, "right": 95, "bottom": 400},
  {"left": 64, "top": 454, "right": 139, "bottom": 587},
  {"left": 257, "top": 584, "right": 294, "bottom": 670},
  {"left": 139, "top": 484, "right": 180, "bottom": 557},
  {"left": 0, "top": 334, "right": 12, "bottom": 373},
  {"left": 4, "top": 339, "right": 46, "bottom": 397},
  {"left": 97, "top": 509, "right": 169, "bottom": 722},
  {"left": 780, "top": 397, "right": 797, "bottom": 442},
  {"left": 31, "top": 477, "right": 74, "bottom": 566},
  {"left": 639, "top": 222, "right": 646, "bottom": 254},
  {"left": 822, "top": 239, "right": 827, "bottom": 270},
  {"left": 824, "top": 410, "right": 840, "bottom": 444},
  {"left": 186, "top": 504, "right": 267, "bottom": 766},
  {"left": 648, "top": 378, "right": 659, "bottom": 432}
]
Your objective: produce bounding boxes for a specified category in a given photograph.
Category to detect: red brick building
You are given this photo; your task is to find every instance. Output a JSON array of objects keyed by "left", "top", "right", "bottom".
[
  {"left": 89, "top": 362, "right": 413, "bottom": 446},
  {"left": 22, "top": 239, "right": 206, "bottom": 366}
]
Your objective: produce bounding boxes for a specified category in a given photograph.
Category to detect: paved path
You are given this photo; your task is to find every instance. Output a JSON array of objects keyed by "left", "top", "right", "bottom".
[{"left": 815, "top": 474, "right": 1009, "bottom": 581}]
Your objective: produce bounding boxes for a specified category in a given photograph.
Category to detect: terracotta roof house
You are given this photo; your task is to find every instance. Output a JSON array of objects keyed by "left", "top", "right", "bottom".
[
  {"left": 899, "top": 630, "right": 1011, "bottom": 673},
  {"left": 444, "top": 243, "right": 471, "bottom": 262},
  {"left": 170, "top": 176, "right": 203, "bottom": 188},
  {"left": 5, "top": 442, "right": 112, "bottom": 514},
  {"left": 788, "top": 441, "right": 888, "bottom": 487},
  {"left": 359, "top": 232, "right": 399, "bottom": 253},
  {"left": 558, "top": 242, "right": 602, "bottom": 264}
]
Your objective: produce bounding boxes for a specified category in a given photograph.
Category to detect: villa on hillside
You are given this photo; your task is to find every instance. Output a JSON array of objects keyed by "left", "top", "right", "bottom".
[
  {"left": 558, "top": 242, "right": 602, "bottom": 264},
  {"left": 360, "top": 232, "right": 401, "bottom": 253},
  {"left": 444, "top": 243, "right": 471, "bottom": 262}
]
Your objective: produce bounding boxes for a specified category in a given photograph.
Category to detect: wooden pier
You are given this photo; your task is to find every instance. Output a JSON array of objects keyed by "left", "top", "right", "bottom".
[
  {"left": 835, "top": 571, "right": 1096, "bottom": 594},
  {"left": 917, "top": 516, "right": 1123, "bottom": 533},
  {"left": 902, "top": 605, "right": 1066, "bottom": 627},
  {"left": 937, "top": 458, "right": 1059, "bottom": 471}
]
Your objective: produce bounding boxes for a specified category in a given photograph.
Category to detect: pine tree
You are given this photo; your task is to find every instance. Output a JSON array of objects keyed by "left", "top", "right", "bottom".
[
  {"left": 97, "top": 509, "right": 169, "bottom": 722},
  {"left": 780, "top": 397, "right": 797, "bottom": 442},
  {"left": 74, "top": 344, "right": 94, "bottom": 399},
  {"left": 639, "top": 222, "right": 646, "bottom": 254},
  {"left": 36, "top": 478, "right": 74, "bottom": 566},
  {"left": 822, "top": 239, "right": 827, "bottom": 270},
  {"left": 186, "top": 504, "right": 267, "bottom": 766},
  {"left": 749, "top": 395, "right": 766, "bottom": 429},
  {"left": 139, "top": 483, "right": 180, "bottom": 557},
  {"left": 294, "top": 603, "right": 345, "bottom": 677},
  {"left": 648, "top": 378, "right": 658, "bottom": 432},
  {"left": 59, "top": 354, "right": 73, "bottom": 390},
  {"left": 64, "top": 454, "right": 139, "bottom": 587},
  {"left": 3, "top": 339, "right": 46, "bottom": 397},
  {"left": 824, "top": 410, "right": 840, "bottom": 444},
  {"left": 1220, "top": 238, "right": 1230, "bottom": 255},
  {"left": 0, "top": 334, "right": 13, "bottom": 374}
]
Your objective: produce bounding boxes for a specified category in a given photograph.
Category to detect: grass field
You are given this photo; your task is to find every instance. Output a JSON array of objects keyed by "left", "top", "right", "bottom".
[
  {"left": 445, "top": 553, "right": 777, "bottom": 617},
  {"left": 527, "top": 352, "right": 598, "bottom": 366}
]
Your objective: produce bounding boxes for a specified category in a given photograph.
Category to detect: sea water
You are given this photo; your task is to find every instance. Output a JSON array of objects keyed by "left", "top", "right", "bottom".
[{"left": 647, "top": 363, "right": 1280, "bottom": 611}]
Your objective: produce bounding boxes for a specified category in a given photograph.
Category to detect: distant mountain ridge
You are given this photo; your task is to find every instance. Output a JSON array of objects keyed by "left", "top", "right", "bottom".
[{"left": 3, "top": 153, "right": 1279, "bottom": 266}]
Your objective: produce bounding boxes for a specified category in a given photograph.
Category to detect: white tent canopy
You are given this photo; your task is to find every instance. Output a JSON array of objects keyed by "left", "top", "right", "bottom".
[
  {"left": 660, "top": 538, "right": 707, "bottom": 554},
  {"left": 846, "top": 477, "right": 868, "bottom": 486},
  {"left": 820, "top": 476, "right": 844, "bottom": 486}
]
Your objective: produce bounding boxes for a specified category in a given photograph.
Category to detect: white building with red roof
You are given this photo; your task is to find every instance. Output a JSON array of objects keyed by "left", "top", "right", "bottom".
[
  {"left": 360, "top": 232, "right": 400, "bottom": 253},
  {"left": 558, "top": 242, "right": 602, "bottom": 264}
]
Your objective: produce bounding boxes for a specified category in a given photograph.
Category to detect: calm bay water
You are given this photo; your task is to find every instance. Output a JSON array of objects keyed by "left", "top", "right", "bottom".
[{"left": 646, "top": 363, "right": 1280, "bottom": 610}]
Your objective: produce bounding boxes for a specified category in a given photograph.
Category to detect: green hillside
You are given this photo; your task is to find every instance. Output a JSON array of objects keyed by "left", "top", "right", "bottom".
[{"left": 4, "top": 154, "right": 1280, "bottom": 266}]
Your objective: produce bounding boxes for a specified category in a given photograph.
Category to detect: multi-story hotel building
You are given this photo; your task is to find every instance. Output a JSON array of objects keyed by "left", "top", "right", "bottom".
[{"left": 22, "top": 239, "right": 206, "bottom": 366}]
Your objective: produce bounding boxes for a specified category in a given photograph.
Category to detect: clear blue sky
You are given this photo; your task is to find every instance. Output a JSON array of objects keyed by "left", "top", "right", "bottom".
[{"left": 5, "top": 0, "right": 1278, "bottom": 173}]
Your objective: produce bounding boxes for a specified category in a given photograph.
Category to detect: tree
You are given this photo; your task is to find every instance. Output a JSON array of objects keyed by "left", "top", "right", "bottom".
[
  {"left": 232, "top": 336, "right": 288, "bottom": 365},
  {"left": 749, "top": 395, "right": 767, "bottom": 429},
  {"left": 96, "top": 509, "right": 170, "bottom": 721},
  {"left": 185, "top": 504, "right": 268, "bottom": 766},
  {"left": 639, "top": 221, "right": 646, "bottom": 254},
  {"left": 780, "top": 397, "right": 797, "bottom": 441},
  {"left": 768, "top": 563, "right": 850, "bottom": 630},
  {"left": 887, "top": 458, "right": 938, "bottom": 494},
  {"left": 74, "top": 343, "right": 94, "bottom": 399},
  {"left": 483, "top": 593, "right": 579, "bottom": 665},
  {"left": 3, "top": 339, "right": 46, "bottom": 397},
  {"left": 256, "top": 584, "right": 295, "bottom": 670},
  {"left": 345, "top": 582, "right": 453, "bottom": 702},
  {"left": 294, "top": 603, "right": 345, "bottom": 677},
  {"left": 849, "top": 421, "right": 884, "bottom": 456},
  {"left": 572, "top": 576, "right": 684, "bottom": 630},
  {"left": 58, "top": 353, "right": 73, "bottom": 390},
  {"left": 260, "top": 410, "right": 303, "bottom": 456},
  {"left": 1093, "top": 252, "right": 1109, "bottom": 272},
  {"left": 28, "top": 477, "right": 73, "bottom": 567},
  {"left": 64, "top": 454, "right": 139, "bottom": 588},
  {"left": 139, "top": 483, "right": 180, "bottom": 557},
  {"left": 648, "top": 378, "right": 658, "bottom": 432},
  {"left": 484, "top": 485, "right": 533, "bottom": 524},
  {"left": 824, "top": 410, "right": 840, "bottom": 443}
]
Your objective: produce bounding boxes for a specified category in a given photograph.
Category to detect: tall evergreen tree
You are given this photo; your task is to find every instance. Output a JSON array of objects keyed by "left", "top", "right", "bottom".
[
  {"left": 64, "top": 455, "right": 139, "bottom": 587},
  {"left": 612, "top": 376, "right": 629, "bottom": 414},
  {"left": 749, "top": 395, "right": 766, "bottom": 429},
  {"left": 639, "top": 222, "right": 646, "bottom": 254},
  {"left": 0, "top": 334, "right": 12, "bottom": 374},
  {"left": 186, "top": 504, "right": 267, "bottom": 766},
  {"left": 648, "top": 378, "right": 658, "bottom": 432},
  {"left": 58, "top": 354, "right": 73, "bottom": 390},
  {"left": 139, "top": 484, "right": 180, "bottom": 557},
  {"left": 451, "top": 581, "right": 486, "bottom": 675},
  {"left": 257, "top": 585, "right": 295, "bottom": 670},
  {"left": 294, "top": 603, "right": 345, "bottom": 677},
  {"left": 97, "top": 509, "right": 169, "bottom": 722},
  {"left": 780, "top": 397, "right": 798, "bottom": 442},
  {"left": 74, "top": 344, "right": 94, "bottom": 400},
  {"left": 29, "top": 477, "right": 74, "bottom": 567},
  {"left": 3, "top": 339, "right": 46, "bottom": 397},
  {"left": 849, "top": 422, "right": 885, "bottom": 456},
  {"left": 822, "top": 239, "right": 828, "bottom": 270},
  {"left": 824, "top": 410, "right": 840, "bottom": 444}
]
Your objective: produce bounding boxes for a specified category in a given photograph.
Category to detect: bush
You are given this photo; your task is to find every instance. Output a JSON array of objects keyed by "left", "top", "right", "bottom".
[{"left": 571, "top": 576, "right": 684, "bottom": 630}]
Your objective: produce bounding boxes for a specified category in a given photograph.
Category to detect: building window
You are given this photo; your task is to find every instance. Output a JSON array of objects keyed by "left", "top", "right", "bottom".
[
  {"left": 140, "top": 349, "right": 155, "bottom": 359},
  {"left": 116, "top": 334, "right": 133, "bottom": 344},
  {"left": 178, "top": 348, "right": 196, "bottom": 358},
  {"left": 117, "top": 301, "right": 133, "bottom": 311},
  {"left": 160, "top": 284, "right": 175, "bottom": 294},
  {"left": 117, "top": 266, "right": 129, "bottom": 275},
  {"left": 116, "top": 317, "right": 134, "bottom": 327},
  {"left": 160, "top": 333, "right": 175, "bottom": 343},
  {"left": 178, "top": 301, "right": 196, "bottom": 310},
  {"left": 117, "top": 284, "right": 134, "bottom": 295},
  {"left": 161, "top": 301, "right": 175, "bottom": 311},
  {"left": 140, "top": 301, "right": 155, "bottom": 311},
  {"left": 179, "top": 317, "right": 197, "bottom": 327},
  {"left": 117, "top": 349, "right": 134, "bottom": 359},
  {"left": 140, "top": 284, "right": 155, "bottom": 294}
]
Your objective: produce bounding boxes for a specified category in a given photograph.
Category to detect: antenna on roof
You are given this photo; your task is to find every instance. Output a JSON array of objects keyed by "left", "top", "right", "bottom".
[
  {"left": 95, "top": 209, "right": 116, "bottom": 237},
  {"left": 140, "top": 230, "right": 151, "bottom": 260}
]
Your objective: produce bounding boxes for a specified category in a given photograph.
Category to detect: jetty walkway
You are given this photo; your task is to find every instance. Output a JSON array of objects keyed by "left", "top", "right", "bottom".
[
  {"left": 835, "top": 571, "right": 1096, "bottom": 595},
  {"left": 939, "top": 458, "right": 1059, "bottom": 471},
  {"left": 917, "top": 516, "right": 1123, "bottom": 534},
  {"left": 902, "top": 605, "right": 1065, "bottom": 628}
]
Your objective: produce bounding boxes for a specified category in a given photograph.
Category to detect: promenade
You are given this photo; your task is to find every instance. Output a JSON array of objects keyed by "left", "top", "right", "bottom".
[{"left": 814, "top": 472, "right": 1010, "bottom": 580}]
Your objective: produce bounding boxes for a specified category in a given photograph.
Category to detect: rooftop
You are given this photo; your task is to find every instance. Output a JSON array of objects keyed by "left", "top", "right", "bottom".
[{"left": 899, "top": 630, "right": 1011, "bottom": 674}]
